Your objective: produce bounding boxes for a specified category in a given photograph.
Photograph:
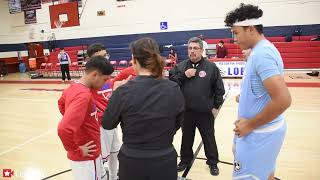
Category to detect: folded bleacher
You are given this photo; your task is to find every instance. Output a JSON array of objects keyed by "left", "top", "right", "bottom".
[
  {"left": 206, "top": 35, "right": 320, "bottom": 69},
  {"left": 37, "top": 46, "right": 87, "bottom": 78},
  {"left": 36, "top": 35, "right": 319, "bottom": 78}
]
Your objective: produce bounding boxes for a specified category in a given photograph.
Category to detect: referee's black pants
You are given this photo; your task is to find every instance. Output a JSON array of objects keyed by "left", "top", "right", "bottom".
[
  {"left": 118, "top": 150, "right": 177, "bottom": 180},
  {"left": 180, "top": 110, "right": 219, "bottom": 165}
]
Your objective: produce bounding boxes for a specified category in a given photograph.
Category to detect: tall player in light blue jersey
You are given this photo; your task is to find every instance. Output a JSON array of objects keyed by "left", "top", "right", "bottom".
[{"left": 224, "top": 4, "right": 292, "bottom": 180}]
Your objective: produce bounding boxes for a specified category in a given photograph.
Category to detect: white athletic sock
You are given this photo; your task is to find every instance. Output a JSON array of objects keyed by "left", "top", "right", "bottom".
[
  {"left": 109, "top": 174, "right": 118, "bottom": 180},
  {"left": 108, "top": 152, "right": 119, "bottom": 180}
]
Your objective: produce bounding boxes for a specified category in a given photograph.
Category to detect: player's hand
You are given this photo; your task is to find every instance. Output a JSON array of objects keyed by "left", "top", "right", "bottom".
[
  {"left": 233, "top": 118, "right": 254, "bottom": 137},
  {"left": 185, "top": 68, "right": 197, "bottom": 78},
  {"left": 212, "top": 108, "right": 219, "bottom": 118},
  {"left": 79, "top": 141, "right": 97, "bottom": 157},
  {"left": 235, "top": 94, "right": 240, "bottom": 103},
  {"left": 113, "top": 75, "right": 132, "bottom": 90}
]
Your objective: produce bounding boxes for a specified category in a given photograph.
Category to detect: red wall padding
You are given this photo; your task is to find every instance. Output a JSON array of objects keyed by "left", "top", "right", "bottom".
[
  {"left": 266, "top": 37, "right": 285, "bottom": 42},
  {"left": 281, "top": 52, "right": 320, "bottom": 58},
  {"left": 278, "top": 47, "right": 320, "bottom": 53},
  {"left": 283, "top": 58, "right": 320, "bottom": 63},
  {"left": 292, "top": 35, "right": 317, "bottom": 41},
  {"left": 284, "top": 63, "right": 320, "bottom": 69}
]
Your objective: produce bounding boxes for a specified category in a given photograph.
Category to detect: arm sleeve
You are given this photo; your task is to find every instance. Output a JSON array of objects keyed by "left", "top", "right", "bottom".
[
  {"left": 212, "top": 64, "right": 225, "bottom": 109},
  {"left": 255, "top": 52, "right": 281, "bottom": 81},
  {"left": 169, "top": 65, "right": 186, "bottom": 87},
  {"left": 102, "top": 89, "right": 123, "bottom": 130},
  {"left": 113, "top": 69, "right": 129, "bottom": 82},
  {"left": 57, "top": 94, "right": 90, "bottom": 156}
]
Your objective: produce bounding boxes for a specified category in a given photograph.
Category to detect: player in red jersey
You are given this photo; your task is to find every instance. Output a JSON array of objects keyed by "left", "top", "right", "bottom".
[
  {"left": 58, "top": 56, "right": 114, "bottom": 180},
  {"left": 87, "top": 43, "right": 125, "bottom": 180}
]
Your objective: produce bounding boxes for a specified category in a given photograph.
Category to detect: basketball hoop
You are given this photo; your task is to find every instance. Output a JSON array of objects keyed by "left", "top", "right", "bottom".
[{"left": 54, "top": 20, "right": 64, "bottom": 29}]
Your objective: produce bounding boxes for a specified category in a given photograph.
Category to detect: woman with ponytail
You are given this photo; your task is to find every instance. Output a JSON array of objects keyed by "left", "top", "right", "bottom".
[
  {"left": 130, "top": 37, "right": 164, "bottom": 78},
  {"left": 102, "top": 37, "right": 185, "bottom": 180}
]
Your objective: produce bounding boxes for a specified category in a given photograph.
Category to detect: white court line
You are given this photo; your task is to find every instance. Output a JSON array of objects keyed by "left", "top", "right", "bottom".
[
  {"left": 222, "top": 106, "right": 320, "bottom": 113},
  {"left": 0, "top": 97, "right": 57, "bottom": 156},
  {"left": 0, "top": 129, "right": 55, "bottom": 156},
  {"left": 287, "top": 109, "right": 320, "bottom": 113}
]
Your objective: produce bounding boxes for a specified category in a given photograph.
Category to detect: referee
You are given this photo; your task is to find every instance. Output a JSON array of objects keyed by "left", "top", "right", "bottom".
[{"left": 169, "top": 37, "right": 225, "bottom": 176}]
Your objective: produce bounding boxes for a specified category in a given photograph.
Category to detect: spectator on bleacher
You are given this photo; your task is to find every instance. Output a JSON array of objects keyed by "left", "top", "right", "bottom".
[
  {"left": 168, "top": 48, "right": 178, "bottom": 61},
  {"left": 57, "top": 48, "right": 71, "bottom": 82},
  {"left": 215, "top": 40, "right": 227, "bottom": 58},
  {"left": 199, "top": 34, "right": 208, "bottom": 58},
  {"left": 0, "top": 61, "right": 8, "bottom": 77},
  {"left": 168, "top": 48, "right": 178, "bottom": 64},
  {"left": 86, "top": 43, "right": 110, "bottom": 60}
]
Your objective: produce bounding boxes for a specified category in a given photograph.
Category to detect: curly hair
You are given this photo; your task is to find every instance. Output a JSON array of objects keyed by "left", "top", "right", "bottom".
[
  {"left": 224, "top": 3, "right": 264, "bottom": 33},
  {"left": 87, "top": 43, "right": 107, "bottom": 58}
]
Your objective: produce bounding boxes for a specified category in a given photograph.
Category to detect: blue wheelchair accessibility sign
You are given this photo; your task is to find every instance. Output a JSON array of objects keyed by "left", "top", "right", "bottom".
[{"left": 160, "top": 22, "right": 168, "bottom": 30}]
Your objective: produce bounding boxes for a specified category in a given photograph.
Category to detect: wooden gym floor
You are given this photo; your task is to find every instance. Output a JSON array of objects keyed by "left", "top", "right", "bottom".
[{"left": 0, "top": 72, "right": 319, "bottom": 180}]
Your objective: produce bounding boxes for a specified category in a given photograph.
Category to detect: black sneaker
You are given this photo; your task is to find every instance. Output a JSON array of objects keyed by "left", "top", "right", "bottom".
[
  {"left": 275, "top": 177, "right": 281, "bottom": 180},
  {"left": 177, "top": 162, "right": 189, "bottom": 172},
  {"left": 209, "top": 164, "right": 219, "bottom": 176},
  {"left": 307, "top": 71, "right": 319, "bottom": 77}
]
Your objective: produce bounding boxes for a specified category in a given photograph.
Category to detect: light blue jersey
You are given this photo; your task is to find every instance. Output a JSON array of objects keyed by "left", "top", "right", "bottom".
[{"left": 233, "top": 39, "right": 287, "bottom": 180}]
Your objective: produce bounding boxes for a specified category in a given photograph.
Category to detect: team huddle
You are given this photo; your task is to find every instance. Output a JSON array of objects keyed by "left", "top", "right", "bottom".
[{"left": 57, "top": 4, "right": 291, "bottom": 180}]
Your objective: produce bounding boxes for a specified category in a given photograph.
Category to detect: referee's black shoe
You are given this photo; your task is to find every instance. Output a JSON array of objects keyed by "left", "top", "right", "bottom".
[
  {"left": 177, "top": 162, "right": 190, "bottom": 172},
  {"left": 209, "top": 164, "right": 219, "bottom": 176}
]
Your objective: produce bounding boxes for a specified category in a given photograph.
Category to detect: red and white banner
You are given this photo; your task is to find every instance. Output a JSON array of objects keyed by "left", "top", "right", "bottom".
[
  {"left": 24, "top": 10, "right": 37, "bottom": 24},
  {"left": 8, "top": 0, "right": 22, "bottom": 14},
  {"left": 21, "top": 0, "right": 41, "bottom": 11}
]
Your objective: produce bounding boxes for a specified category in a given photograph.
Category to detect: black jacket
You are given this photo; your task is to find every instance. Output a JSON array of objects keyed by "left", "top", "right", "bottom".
[
  {"left": 169, "top": 58, "right": 225, "bottom": 112},
  {"left": 102, "top": 76, "right": 185, "bottom": 157}
]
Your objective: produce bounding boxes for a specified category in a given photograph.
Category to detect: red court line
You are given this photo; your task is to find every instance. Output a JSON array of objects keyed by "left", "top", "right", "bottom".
[
  {"left": 0, "top": 80, "right": 68, "bottom": 84},
  {"left": 286, "top": 82, "right": 320, "bottom": 87}
]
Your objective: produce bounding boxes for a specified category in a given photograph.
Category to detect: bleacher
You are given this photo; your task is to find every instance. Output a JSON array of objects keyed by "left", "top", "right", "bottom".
[
  {"left": 206, "top": 35, "right": 320, "bottom": 69},
  {"left": 36, "top": 35, "right": 319, "bottom": 78},
  {"left": 38, "top": 46, "right": 87, "bottom": 78}
]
